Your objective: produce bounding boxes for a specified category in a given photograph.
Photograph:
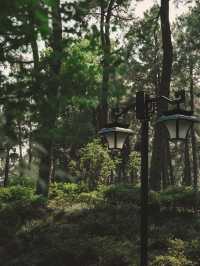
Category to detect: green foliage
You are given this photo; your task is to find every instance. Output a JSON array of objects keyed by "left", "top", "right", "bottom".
[
  {"left": 9, "top": 175, "right": 37, "bottom": 188},
  {"left": 61, "top": 39, "right": 101, "bottom": 108},
  {"left": 186, "top": 238, "right": 200, "bottom": 264},
  {"left": 99, "top": 184, "right": 140, "bottom": 205},
  {"left": 151, "top": 239, "right": 193, "bottom": 266},
  {"left": 1, "top": 0, "right": 200, "bottom": 264},
  {"left": 49, "top": 182, "right": 87, "bottom": 200},
  {"left": 78, "top": 190, "right": 104, "bottom": 207},
  {"left": 159, "top": 186, "right": 199, "bottom": 210},
  {"left": 151, "top": 255, "right": 191, "bottom": 266},
  {"left": 48, "top": 182, "right": 200, "bottom": 212},
  {"left": 0, "top": 187, "right": 46, "bottom": 215},
  {"left": 127, "top": 151, "right": 141, "bottom": 183},
  {"left": 0, "top": 186, "right": 46, "bottom": 255},
  {"left": 0, "top": 186, "right": 35, "bottom": 202},
  {"left": 79, "top": 139, "right": 118, "bottom": 190},
  {"left": 1, "top": 184, "right": 200, "bottom": 265}
]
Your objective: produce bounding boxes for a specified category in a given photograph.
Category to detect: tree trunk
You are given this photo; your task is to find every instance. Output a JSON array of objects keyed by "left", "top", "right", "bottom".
[
  {"left": 3, "top": 106, "right": 13, "bottom": 187},
  {"left": 30, "top": 0, "right": 62, "bottom": 196},
  {"left": 50, "top": 152, "right": 56, "bottom": 183},
  {"left": 36, "top": 139, "right": 52, "bottom": 196},
  {"left": 183, "top": 140, "right": 192, "bottom": 186},
  {"left": 4, "top": 146, "right": 10, "bottom": 187},
  {"left": 167, "top": 143, "right": 174, "bottom": 185},
  {"left": 98, "top": 0, "right": 116, "bottom": 129},
  {"left": 150, "top": 0, "right": 173, "bottom": 191},
  {"left": 189, "top": 59, "right": 198, "bottom": 189},
  {"left": 191, "top": 128, "right": 198, "bottom": 188},
  {"left": 162, "top": 140, "right": 171, "bottom": 189},
  {"left": 28, "top": 120, "right": 33, "bottom": 169},
  {"left": 17, "top": 120, "right": 24, "bottom": 177}
]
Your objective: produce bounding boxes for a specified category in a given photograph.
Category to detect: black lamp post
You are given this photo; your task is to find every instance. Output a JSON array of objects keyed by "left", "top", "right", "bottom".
[{"left": 99, "top": 90, "right": 200, "bottom": 266}]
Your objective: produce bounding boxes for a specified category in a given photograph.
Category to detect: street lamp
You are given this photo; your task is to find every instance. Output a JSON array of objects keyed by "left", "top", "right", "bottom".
[
  {"left": 157, "top": 111, "right": 200, "bottom": 141},
  {"left": 99, "top": 122, "right": 133, "bottom": 150},
  {"left": 99, "top": 90, "right": 200, "bottom": 266}
]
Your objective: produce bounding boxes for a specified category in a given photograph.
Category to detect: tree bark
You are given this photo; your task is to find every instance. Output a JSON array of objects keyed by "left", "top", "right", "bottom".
[
  {"left": 189, "top": 59, "right": 198, "bottom": 189},
  {"left": 167, "top": 143, "right": 174, "bottom": 185},
  {"left": 150, "top": 0, "right": 173, "bottom": 191},
  {"left": 28, "top": 9, "right": 51, "bottom": 196},
  {"left": 98, "top": 0, "right": 116, "bottom": 129},
  {"left": 29, "top": 0, "right": 63, "bottom": 196},
  {"left": 4, "top": 146, "right": 10, "bottom": 187},
  {"left": 3, "top": 106, "right": 13, "bottom": 187},
  {"left": 17, "top": 120, "right": 24, "bottom": 177},
  {"left": 183, "top": 140, "right": 192, "bottom": 186},
  {"left": 28, "top": 120, "right": 33, "bottom": 169}
]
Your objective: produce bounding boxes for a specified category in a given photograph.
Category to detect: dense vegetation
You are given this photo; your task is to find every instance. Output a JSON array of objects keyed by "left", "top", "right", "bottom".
[
  {"left": 1, "top": 184, "right": 200, "bottom": 266},
  {"left": 1, "top": 0, "right": 200, "bottom": 265}
]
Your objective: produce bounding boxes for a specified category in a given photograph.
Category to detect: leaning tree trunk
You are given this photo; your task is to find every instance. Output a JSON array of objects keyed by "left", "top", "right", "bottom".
[{"left": 150, "top": 0, "right": 173, "bottom": 191}]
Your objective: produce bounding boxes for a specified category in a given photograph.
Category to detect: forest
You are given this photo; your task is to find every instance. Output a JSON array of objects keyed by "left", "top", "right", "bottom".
[{"left": 0, "top": 0, "right": 200, "bottom": 265}]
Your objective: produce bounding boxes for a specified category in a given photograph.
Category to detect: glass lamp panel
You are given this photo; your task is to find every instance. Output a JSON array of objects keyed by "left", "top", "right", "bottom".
[
  {"left": 105, "top": 132, "right": 115, "bottom": 149},
  {"left": 116, "top": 132, "right": 128, "bottom": 149},
  {"left": 179, "top": 120, "right": 192, "bottom": 139},
  {"left": 164, "top": 120, "right": 177, "bottom": 139},
  {"left": 164, "top": 119, "right": 192, "bottom": 140}
]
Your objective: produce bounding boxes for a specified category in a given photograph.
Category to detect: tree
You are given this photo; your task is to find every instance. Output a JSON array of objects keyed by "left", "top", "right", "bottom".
[
  {"left": 150, "top": 0, "right": 173, "bottom": 190},
  {"left": 173, "top": 3, "right": 200, "bottom": 188}
]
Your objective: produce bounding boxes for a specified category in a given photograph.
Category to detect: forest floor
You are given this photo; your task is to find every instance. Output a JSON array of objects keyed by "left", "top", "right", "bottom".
[{"left": 0, "top": 184, "right": 200, "bottom": 266}]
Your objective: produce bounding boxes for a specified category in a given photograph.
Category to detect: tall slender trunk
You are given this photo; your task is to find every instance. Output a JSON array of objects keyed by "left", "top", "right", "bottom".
[
  {"left": 183, "top": 140, "right": 192, "bottom": 186},
  {"left": 50, "top": 155, "right": 56, "bottom": 183},
  {"left": 168, "top": 143, "right": 174, "bottom": 185},
  {"left": 29, "top": 0, "right": 62, "bottom": 196},
  {"left": 29, "top": 9, "right": 51, "bottom": 195},
  {"left": 4, "top": 146, "right": 10, "bottom": 187},
  {"left": 36, "top": 139, "right": 52, "bottom": 196},
  {"left": 3, "top": 106, "right": 13, "bottom": 187},
  {"left": 191, "top": 128, "right": 198, "bottom": 188},
  {"left": 28, "top": 120, "right": 33, "bottom": 169},
  {"left": 17, "top": 120, "right": 24, "bottom": 177},
  {"left": 189, "top": 59, "right": 198, "bottom": 188},
  {"left": 150, "top": 0, "right": 173, "bottom": 191},
  {"left": 99, "top": 0, "right": 116, "bottom": 129},
  {"left": 162, "top": 141, "right": 171, "bottom": 189}
]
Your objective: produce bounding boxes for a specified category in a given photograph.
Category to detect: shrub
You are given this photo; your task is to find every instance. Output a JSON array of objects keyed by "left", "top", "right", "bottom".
[
  {"left": 151, "top": 255, "right": 191, "bottom": 266},
  {"left": 78, "top": 191, "right": 103, "bottom": 206},
  {"left": 100, "top": 184, "right": 140, "bottom": 205},
  {"left": 0, "top": 185, "right": 46, "bottom": 251},
  {"left": 0, "top": 186, "right": 34, "bottom": 203},
  {"left": 151, "top": 239, "right": 193, "bottom": 266},
  {"left": 9, "top": 174, "right": 37, "bottom": 188},
  {"left": 186, "top": 239, "right": 200, "bottom": 264},
  {"left": 127, "top": 151, "right": 141, "bottom": 184},
  {"left": 159, "top": 186, "right": 199, "bottom": 210},
  {"left": 79, "top": 139, "right": 117, "bottom": 190},
  {"left": 49, "top": 182, "right": 87, "bottom": 199}
]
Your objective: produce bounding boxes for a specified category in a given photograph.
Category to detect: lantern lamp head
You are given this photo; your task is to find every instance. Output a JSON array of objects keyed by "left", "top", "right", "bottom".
[
  {"left": 98, "top": 122, "right": 133, "bottom": 150},
  {"left": 156, "top": 109, "right": 200, "bottom": 141}
]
